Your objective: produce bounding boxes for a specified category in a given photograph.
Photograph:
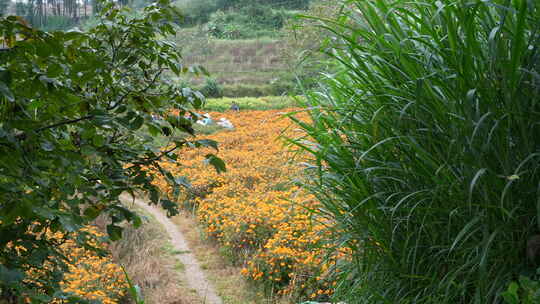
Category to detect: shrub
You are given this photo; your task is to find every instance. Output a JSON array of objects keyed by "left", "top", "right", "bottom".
[
  {"left": 292, "top": 0, "right": 540, "bottom": 303},
  {"left": 176, "top": 0, "right": 310, "bottom": 25},
  {"left": 220, "top": 84, "right": 273, "bottom": 97},
  {"left": 216, "top": 82, "right": 295, "bottom": 98},
  {"left": 200, "top": 78, "right": 223, "bottom": 98},
  {"left": 502, "top": 272, "right": 540, "bottom": 304},
  {"left": 176, "top": 0, "right": 219, "bottom": 25},
  {"left": 217, "top": 0, "right": 312, "bottom": 10},
  {"left": 38, "top": 15, "right": 78, "bottom": 31},
  {"left": 206, "top": 4, "right": 289, "bottom": 39}
]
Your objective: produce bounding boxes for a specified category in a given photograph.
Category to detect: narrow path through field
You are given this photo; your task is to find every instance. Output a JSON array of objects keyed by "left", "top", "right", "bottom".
[{"left": 121, "top": 194, "right": 223, "bottom": 304}]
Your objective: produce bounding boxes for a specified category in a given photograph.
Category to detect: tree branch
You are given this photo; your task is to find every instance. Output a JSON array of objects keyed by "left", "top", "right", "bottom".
[
  {"left": 127, "top": 143, "right": 183, "bottom": 170},
  {"left": 35, "top": 115, "right": 94, "bottom": 132}
]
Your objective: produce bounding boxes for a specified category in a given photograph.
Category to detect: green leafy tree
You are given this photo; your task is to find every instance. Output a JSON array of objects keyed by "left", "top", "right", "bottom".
[
  {"left": 0, "top": 0, "right": 9, "bottom": 17},
  {"left": 178, "top": 0, "right": 311, "bottom": 26},
  {"left": 14, "top": 1, "right": 30, "bottom": 17},
  {"left": 0, "top": 0, "right": 224, "bottom": 302},
  {"left": 216, "top": 0, "right": 311, "bottom": 10}
]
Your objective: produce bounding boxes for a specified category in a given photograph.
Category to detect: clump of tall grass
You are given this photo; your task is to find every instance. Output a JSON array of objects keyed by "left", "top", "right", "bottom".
[{"left": 291, "top": 0, "right": 540, "bottom": 303}]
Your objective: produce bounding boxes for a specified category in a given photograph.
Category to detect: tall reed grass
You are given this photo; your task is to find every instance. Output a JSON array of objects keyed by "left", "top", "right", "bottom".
[{"left": 292, "top": 0, "right": 540, "bottom": 302}]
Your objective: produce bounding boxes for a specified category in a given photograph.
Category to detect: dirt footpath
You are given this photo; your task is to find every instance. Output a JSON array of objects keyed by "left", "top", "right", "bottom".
[{"left": 121, "top": 194, "right": 223, "bottom": 304}]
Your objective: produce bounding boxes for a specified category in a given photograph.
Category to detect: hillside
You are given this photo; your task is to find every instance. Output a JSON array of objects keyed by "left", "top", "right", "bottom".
[
  {"left": 174, "top": 30, "right": 291, "bottom": 97},
  {"left": 170, "top": 0, "right": 313, "bottom": 97}
]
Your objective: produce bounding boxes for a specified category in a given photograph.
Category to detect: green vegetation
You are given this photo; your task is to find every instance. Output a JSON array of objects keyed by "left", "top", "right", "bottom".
[
  {"left": 173, "top": 32, "right": 295, "bottom": 97},
  {"left": 206, "top": 4, "right": 293, "bottom": 39},
  {"left": 174, "top": 261, "right": 186, "bottom": 271},
  {"left": 204, "top": 96, "right": 299, "bottom": 112},
  {"left": 2, "top": 0, "right": 323, "bottom": 98},
  {"left": 8, "top": 0, "right": 540, "bottom": 302},
  {"left": 502, "top": 272, "right": 540, "bottom": 304},
  {"left": 175, "top": 0, "right": 217, "bottom": 25},
  {"left": 171, "top": 0, "right": 325, "bottom": 98},
  {"left": 0, "top": 0, "right": 8, "bottom": 17},
  {"left": 0, "top": 1, "right": 224, "bottom": 301},
  {"left": 199, "top": 78, "right": 223, "bottom": 98},
  {"left": 37, "top": 15, "right": 78, "bottom": 32},
  {"left": 176, "top": 0, "right": 311, "bottom": 26},
  {"left": 2, "top": 0, "right": 95, "bottom": 30},
  {"left": 292, "top": 0, "right": 540, "bottom": 303},
  {"left": 0, "top": 0, "right": 156, "bottom": 30}
]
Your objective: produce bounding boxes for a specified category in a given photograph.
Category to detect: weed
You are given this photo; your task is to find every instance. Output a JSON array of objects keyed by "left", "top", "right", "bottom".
[{"left": 174, "top": 262, "right": 186, "bottom": 271}]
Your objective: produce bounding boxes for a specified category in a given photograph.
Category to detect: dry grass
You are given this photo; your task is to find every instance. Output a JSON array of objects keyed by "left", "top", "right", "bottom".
[
  {"left": 103, "top": 207, "right": 203, "bottom": 304},
  {"left": 92, "top": 198, "right": 291, "bottom": 303},
  {"left": 171, "top": 210, "right": 290, "bottom": 304}
]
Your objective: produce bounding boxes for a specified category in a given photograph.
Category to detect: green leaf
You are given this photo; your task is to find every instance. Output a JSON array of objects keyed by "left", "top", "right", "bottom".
[
  {"left": 160, "top": 199, "right": 179, "bottom": 217},
  {"left": 0, "top": 265, "right": 24, "bottom": 285},
  {"left": 121, "top": 266, "right": 145, "bottom": 304},
  {"left": 41, "top": 140, "right": 55, "bottom": 152},
  {"left": 129, "top": 116, "right": 144, "bottom": 130},
  {"left": 196, "top": 139, "right": 219, "bottom": 150},
  {"left": 0, "top": 81, "right": 14, "bottom": 102},
  {"left": 113, "top": 205, "right": 136, "bottom": 222},
  {"left": 501, "top": 282, "right": 520, "bottom": 304},
  {"left": 92, "top": 114, "right": 112, "bottom": 127},
  {"left": 58, "top": 215, "right": 79, "bottom": 232},
  {"left": 28, "top": 99, "right": 45, "bottom": 110},
  {"left": 0, "top": 0, "right": 214, "bottom": 298},
  {"left": 83, "top": 206, "right": 102, "bottom": 221},
  {"left": 204, "top": 154, "right": 226, "bottom": 173},
  {"left": 107, "top": 224, "right": 123, "bottom": 241},
  {"left": 174, "top": 176, "right": 192, "bottom": 189},
  {"left": 161, "top": 126, "right": 172, "bottom": 136},
  {"left": 132, "top": 214, "right": 142, "bottom": 228},
  {"left": 81, "top": 145, "right": 96, "bottom": 156},
  {"left": 32, "top": 207, "right": 55, "bottom": 220},
  {"left": 0, "top": 69, "right": 12, "bottom": 85},
  {"left": 92, "top": 134, "right": 105, "bottom": 147}
]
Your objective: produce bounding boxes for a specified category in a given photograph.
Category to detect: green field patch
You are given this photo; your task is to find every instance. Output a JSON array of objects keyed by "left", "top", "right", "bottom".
[{"left": 204, "top": 96, "right": 301, "bottom": 112}]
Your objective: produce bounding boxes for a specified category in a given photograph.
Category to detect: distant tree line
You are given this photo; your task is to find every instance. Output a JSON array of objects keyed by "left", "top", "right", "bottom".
[
  {"left": 0, "top": 0, "right": 133, "bottom": 30},
  {"left": 178, "top": 0, "right": 311, "bottom": 26},
  {"left": 0, "top": 0, "right": 9, "bottom": 17},
  {"left": 0, "top": 0, "right": 312, "bottom": 30},
  {"left": 216, "top": 0, "right": 311, "bottom": 10}
]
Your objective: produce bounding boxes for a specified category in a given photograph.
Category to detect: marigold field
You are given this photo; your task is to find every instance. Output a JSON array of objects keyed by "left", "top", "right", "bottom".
[
  {"left": 16, "top": 227, "right": 127, "bottom": 303},
  {"left": 57, "top": 227, "right": 127, "bottom": 303},
  {"left": 156, "top": 109, "right": 351, "bottom": 301}
]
